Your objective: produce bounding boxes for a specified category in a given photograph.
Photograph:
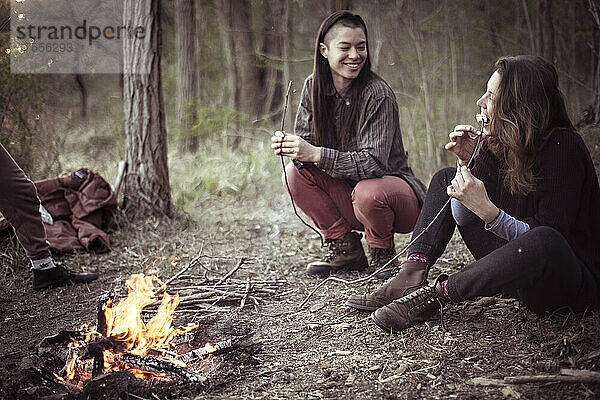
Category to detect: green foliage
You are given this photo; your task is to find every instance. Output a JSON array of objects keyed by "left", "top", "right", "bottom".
[
  {"left": 169, "top": 133, "right": 280, "bottom": 221},
  {"left": 167, "top": 103, "right": 248, "bottom": 143}
]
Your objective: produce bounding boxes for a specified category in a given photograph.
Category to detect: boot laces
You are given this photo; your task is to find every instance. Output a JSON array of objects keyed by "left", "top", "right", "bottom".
[
  {"left": 396, "top": 285, "right": 447, "bottom": 330},
  {"left": 320, "top": 239, "right": 348, "bottom": 263}
]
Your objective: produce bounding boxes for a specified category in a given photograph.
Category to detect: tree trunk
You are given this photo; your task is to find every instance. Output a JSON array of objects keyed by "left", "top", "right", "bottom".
[
  {"left": 262, "top": 0, "right": 282, "bottom": 118},
  {"left": 232, "top": 0, "right": 263, "bottom": 120},
  {"left": 588, "top": 0, "right": 600, "bottom": 123},
  {"left": 521, "top": 0, "right": 537, "bottom": 53},
  {"left": 214, "top": 0, "right": 238, "bottom": 109},
  {"left": 74, "top": 74, "right": 87, "bottom": 119},
  {"left": 175, "top": 0, "right": 198, "bottom": 153},
  {"left": 122, "top": 0, "right": 172, "bottom": 219},
  {"left": 540, "top": 0, "right": 554, "bottom": 62},
  {"left": 485, "top": 0, "right": 505, "bottom": 54}
]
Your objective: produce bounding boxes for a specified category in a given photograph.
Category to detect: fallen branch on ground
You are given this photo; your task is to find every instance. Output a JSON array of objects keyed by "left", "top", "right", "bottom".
[
  {"left": 470, "top": 369, "right": 600, "bottom": 386},
  {"left": 503, "top": 368, "right": 600, "bottom": 384}
]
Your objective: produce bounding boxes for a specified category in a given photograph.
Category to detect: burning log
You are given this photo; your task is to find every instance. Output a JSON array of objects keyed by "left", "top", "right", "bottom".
[
  {"left": 93, "top": 292, "right": 114, "bottom": 377},
  {"left": 179, "top": 335, "right": 253, "bottom": 364},
  {"left": 116, "top": 353, "right": 208, "bottom": 384},
  {"left": 39, "top": 331, "right": 84, "bottom": 348}
]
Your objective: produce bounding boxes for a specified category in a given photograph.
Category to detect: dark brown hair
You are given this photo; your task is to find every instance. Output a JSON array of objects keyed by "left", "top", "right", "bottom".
[
  {"left": 487, "top": 55, "right": 575, "bottom": 195},
  {"left": 312, "top": 11, "right": 374, "bottom": 149}
]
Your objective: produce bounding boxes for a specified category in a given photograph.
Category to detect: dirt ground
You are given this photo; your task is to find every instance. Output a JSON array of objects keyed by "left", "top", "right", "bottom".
[
  {"left": 1, "top": 180, "right": 600, "bottom": 400},
  {"left": 3, "top": 120, "right": 600, "bottom": 400}
]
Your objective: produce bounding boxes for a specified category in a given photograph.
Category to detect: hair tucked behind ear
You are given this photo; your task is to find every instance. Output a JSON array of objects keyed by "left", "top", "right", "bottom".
[
  {"left": 487, "top": 55, "right": 575, "bottom": 195},
  {"left": 312, "top": 11, "right": 374, "bottom": 150}
]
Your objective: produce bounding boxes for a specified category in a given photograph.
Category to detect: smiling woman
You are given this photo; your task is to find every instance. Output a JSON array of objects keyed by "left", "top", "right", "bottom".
[{"left": 270, "top": 11, "right": 426, "bottom": 280}]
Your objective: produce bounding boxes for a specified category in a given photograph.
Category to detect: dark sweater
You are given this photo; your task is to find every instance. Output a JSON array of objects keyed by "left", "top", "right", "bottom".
[{"left": 472, "top": 130, "right": 600, "bottom": 283}]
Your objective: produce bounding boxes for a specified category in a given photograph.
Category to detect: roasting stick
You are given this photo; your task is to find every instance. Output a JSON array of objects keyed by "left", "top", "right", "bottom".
[{"left": 298, "top": 116, "right": 486, "bottom": 309}]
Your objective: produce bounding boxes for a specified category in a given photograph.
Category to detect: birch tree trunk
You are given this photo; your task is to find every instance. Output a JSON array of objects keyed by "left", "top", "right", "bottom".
[
  {"left": 122, "top": 0, "right": 172, "bottom": 218},
  {"left": 175, "top": 0, "right": 198, "bottom": 153}
]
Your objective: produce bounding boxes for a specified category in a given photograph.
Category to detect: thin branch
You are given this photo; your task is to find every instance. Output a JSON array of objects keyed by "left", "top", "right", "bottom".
[
  {"left": 213, "top": 257, "right": 247, "bottom": 287},
  {"left": 256, "top": 50, "right": 312, "bottom": 63}
]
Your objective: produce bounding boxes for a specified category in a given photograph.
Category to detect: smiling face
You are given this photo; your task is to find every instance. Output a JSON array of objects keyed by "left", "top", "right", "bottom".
[
  {"left": 476, "top": 70, "right": 501, "bottom": 136},
  {"left": 319, "top": 25, "right": 367, "bottom": 92}
]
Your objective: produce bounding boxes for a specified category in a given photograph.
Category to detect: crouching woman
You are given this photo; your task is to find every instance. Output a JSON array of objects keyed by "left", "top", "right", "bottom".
[{"left": 271, "top": 11, "right": 426, "bottom": 278}]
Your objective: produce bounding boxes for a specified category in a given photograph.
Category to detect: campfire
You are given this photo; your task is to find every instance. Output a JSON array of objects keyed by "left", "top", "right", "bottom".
[{"left": 37, "top": 273, "right": 237, "bottom": 389}]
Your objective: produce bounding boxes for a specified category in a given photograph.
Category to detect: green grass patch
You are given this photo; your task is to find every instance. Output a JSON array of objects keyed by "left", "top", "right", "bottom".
[{"left": 168, "top": 134, "right": 281, "bottom": 221}]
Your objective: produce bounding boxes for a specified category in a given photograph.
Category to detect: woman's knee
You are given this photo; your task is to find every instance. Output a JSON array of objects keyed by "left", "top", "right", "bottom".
[
  {"left": 526, "top": 226, "right": 570, "bottom": 255},
  {"left": 352, "top": 181, "right": 384, "bottom": 213},
  {"left": 430, "top": 167, "right": 455, "bottom": 188},
  {"left": 281, "top": 162, "right": 302, "bottom": 193}
]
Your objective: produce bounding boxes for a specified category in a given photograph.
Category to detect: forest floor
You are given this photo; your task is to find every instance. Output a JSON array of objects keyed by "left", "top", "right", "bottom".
[
  {"left": 1, "top": 181, "right": 600, "bottom": 400},
  {"left": 1, "top": 125, "right": 600, "bottom": 399}
]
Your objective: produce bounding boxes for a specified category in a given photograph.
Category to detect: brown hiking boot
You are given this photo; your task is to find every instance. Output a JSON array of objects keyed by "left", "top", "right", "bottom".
[
  {"left": 368, "top": 247, "right": 398, "bottom": 280},
  {"left": 371, "top": 275, "right": 448, "bottom": 333},
  {"left": 346, "top": 260, "right": 428, "bottom": 311},
  {"left": 306, "top": 231, "right": 368, "bottom": 277}
]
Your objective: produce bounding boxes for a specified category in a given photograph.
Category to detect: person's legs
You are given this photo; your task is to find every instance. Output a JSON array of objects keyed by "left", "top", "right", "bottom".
[
  {"left": 283, "top": 163, "right": 362, "bottom": 239},
  {"left": 0, "top": 144, "right": 99, "bottom": 289},
  {"left": 347, "top": 167, "right": 495, "bottom": 310},
  {"left": 372, "top": 226, "right": 599, "bottom": 333},
  {"left": 0, "top": 144, "right": 50, "bottom": 261},
  {"left": 352, "top": 175, "right": 420, "bottom": 280},
  {"left": 407, "top": 168, "right": 462, "bottom": 261},
  {"left": 283, "top": 163, "right": 367, "bottom": 275},
  {"left": 352, "top": 175, "right": 420, "bottom": 248},
  {"left": 348, "top": 168, "right": 457, "bottom": 309},
  {"left": 447, "top": 226, "right": 599, "bottom": 313}
]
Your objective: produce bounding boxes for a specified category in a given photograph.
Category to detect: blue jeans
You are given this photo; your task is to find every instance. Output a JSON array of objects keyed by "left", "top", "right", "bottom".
[{"left": 408, "top": 167, "right": 599, "bottom": 314}]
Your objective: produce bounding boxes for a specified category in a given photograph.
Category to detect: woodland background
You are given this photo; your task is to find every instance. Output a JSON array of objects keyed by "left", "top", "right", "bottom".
[{"left": 1, "top": 0, "right": 600, "bottom": 219}]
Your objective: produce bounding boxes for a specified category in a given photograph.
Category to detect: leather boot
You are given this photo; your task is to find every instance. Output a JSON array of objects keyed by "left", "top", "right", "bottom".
[
  {"left": 33, "top": 265, "right": 99, "bottom": 290},
  {"left": 372, "top": 275, "right": 448, "bottom": 333},
  {"left": 306, "top": 231, "right": 368, "bottom": 277},
  {"left": 346, "top": 260, "right": 428, "bottom": 311},
  {"left": 368, "top": 247, "right": 398, "bottom": 280}
]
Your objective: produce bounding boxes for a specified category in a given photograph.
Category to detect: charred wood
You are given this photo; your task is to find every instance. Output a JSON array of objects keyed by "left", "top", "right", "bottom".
[
  {"left": 38, "top": 330, "right": 84, "bottom": 348},
  {"left": 116, "top": 352, "right": 208, "bottom": 384},
  {"left": 93, "top": 292, "right": 114, "bottom": 377}
]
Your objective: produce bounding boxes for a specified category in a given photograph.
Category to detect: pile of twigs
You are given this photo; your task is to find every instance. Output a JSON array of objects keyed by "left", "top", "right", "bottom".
[{"left": 144, "top": 257, "right": 290, "bottom": 314}]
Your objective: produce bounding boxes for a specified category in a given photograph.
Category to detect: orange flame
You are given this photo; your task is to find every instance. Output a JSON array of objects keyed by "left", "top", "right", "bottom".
[
  {"left": 103, "top": 274, "right": 198, "bottom": 355},
  {"left": 64, "top": 274, "right": 198, "bottom": 381}
]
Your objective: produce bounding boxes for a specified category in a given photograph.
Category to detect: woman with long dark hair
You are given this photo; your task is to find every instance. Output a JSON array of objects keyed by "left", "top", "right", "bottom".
[
  {"left": 347, "top": 55, "right": 600, "bottom": 332},
  {"left": 271, "top": 11, "right": 426, "bottom": 278}
]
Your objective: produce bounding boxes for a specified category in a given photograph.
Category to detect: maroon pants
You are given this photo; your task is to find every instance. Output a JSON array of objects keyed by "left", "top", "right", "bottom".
[
  {"left": 0, "top": 144, "right": 50, "bottom": 261},
  {"left": 283, "top": 163, "right": 420, "bottom": 249}
]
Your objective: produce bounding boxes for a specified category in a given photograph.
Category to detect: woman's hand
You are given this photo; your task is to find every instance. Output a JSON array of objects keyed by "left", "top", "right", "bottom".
[
  {"left": 271, "top": 131, "right": 321, "bottom": 163},
  {"left": 445, "top": 124, "right": 481, "bottom": 166},
  {"left": 447, "top": 167, "right": 500, "bottom": 225}
]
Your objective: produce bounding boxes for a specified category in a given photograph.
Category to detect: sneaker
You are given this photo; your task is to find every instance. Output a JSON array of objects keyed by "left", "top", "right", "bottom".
[
  {"left": 346, "top": 260, "right": 428, "bottom": 311},
  {"left": 369, "top": 247, "right": 398, "bottom": 280},
  {"left": 306, "top": 232, "right": 368, "bottom": 277},
  {"left": 371, "top": 274, "right": 448, "bottom": 333},
  {"left": 33, "top": 265, "right": 99, "bottom": 290}
]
